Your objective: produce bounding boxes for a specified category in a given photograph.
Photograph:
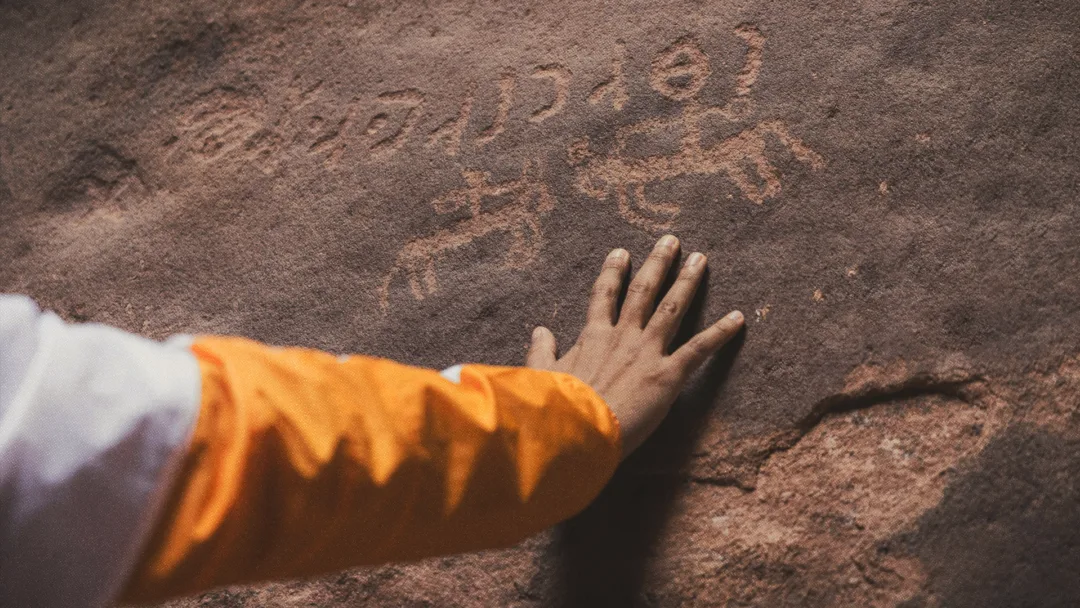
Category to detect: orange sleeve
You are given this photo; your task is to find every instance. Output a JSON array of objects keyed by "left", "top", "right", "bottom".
[{"left": 119, "top": 335, "right": 621, "bottom": 604}]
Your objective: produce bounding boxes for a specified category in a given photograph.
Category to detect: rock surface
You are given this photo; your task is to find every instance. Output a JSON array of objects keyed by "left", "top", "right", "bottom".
[{"left": 2, "top": 0, "right": 1079, "bottom": 605}]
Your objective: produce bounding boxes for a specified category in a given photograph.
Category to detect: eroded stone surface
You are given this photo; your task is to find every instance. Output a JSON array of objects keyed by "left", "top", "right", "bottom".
[{"left": 2, "top": 0, "right": 1079, "bottom": 605}]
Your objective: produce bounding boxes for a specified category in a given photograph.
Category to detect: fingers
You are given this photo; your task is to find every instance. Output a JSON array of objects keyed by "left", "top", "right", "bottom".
[
  {"left": 669, "top": 310, "right": 744, "bottom": 378},
  {"left": 619, "top": 235, "right": 680, "bottom": 328},
  {"left": 645, "top": 252, "right": 707, "bottom": 347},
  {"left": 586, "top": 248, "right": 630, "bottom": 326},
  {"left": 526, "top": 326, "right": 557, "bottom": 369}
]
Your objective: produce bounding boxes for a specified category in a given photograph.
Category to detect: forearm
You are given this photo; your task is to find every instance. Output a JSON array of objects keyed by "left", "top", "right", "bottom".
[{"left": 120, "top": 336, "right": 621, "bottom": 604}]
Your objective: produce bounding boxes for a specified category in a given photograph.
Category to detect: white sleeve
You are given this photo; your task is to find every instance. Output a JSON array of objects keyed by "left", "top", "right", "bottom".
[{"left": 0, "top": 295, "right": 202, "bottom": 608}]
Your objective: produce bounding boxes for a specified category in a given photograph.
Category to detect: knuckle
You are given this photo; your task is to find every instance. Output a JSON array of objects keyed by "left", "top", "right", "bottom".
[
  {"left": 646, "top": 364, "right": 677, "bottom": 386},
  {"left": 676, "top": 272, "right": 698, "bottom": 286},
  {"left": 647, "top": 249, "right": 671, "bottom": 263},
  {"left": 590, "top": 282, "right": 619, "bottom": 300},
  {"left": 656, "top": 299, "right": 680, "bottom": 317},
  {"left": 663, "top": 363, "right": 688, "bottom": 385},
  {"left": 580, "top": 325, "right": 607, "bottom": 342},
  {"left": 626, "top": 281, "right": 654, "bottom": 296},
  {"left": 684, "top": 335, "right": 709, "bottom": 358}
]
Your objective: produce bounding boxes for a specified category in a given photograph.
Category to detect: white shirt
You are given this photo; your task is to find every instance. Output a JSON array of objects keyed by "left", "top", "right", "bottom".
[{"left": 0, "top": 295, "right": 201, "bottom": 608}]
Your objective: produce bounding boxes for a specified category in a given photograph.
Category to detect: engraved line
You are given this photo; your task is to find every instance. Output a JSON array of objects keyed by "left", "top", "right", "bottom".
[
  {"left": 734, "top": 24, "right": 765, "bottom": 97},
  {"left": 588, "top": 44, "right": 629, "bottom": 111},
  {"left": 649, "top": 37, "right": 711, "bottom": 101},
  {"left": 426, "top": 85, "right": 475, "bottom": 157},
  {"left": 477, "top": 71, "right": 515, "bottom": 146},
  {"left": 369, "top": 89, "right": 424, "bottom": 157},
  {"left": 528, "top": 64, "right": 572, "bottom": 124}
]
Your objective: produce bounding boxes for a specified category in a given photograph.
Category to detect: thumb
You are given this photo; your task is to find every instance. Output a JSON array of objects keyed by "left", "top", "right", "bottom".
[{"left": 526, "top": 326, "right": 557, "bottom": 369}]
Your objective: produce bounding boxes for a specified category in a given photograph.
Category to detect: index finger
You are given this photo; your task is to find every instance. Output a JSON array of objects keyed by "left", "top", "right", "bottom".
[{"left": 668, "top": 310, "right": 744, "bottom": 378}]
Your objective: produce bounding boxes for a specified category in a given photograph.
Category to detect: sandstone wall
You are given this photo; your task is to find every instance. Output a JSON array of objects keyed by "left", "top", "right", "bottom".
[{"left": 2, "top": 0, "right": 1079, "bottom": 605}]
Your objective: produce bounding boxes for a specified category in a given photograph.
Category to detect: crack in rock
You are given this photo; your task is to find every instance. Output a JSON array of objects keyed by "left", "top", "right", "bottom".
[{"left": 687, "top": 364, "right": 988, "bottom": 492}]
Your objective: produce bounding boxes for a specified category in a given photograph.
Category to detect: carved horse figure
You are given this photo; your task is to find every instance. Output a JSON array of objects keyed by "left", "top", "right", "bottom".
[{"left": 379, "top": 162, "right": 556, "bottom": 310}]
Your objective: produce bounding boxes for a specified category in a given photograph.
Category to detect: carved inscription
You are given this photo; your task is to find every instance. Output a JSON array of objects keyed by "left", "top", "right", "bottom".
[
  {"left": 375, "top": 25, "right": 824, "bottom": 305},
  {"left": 367, "top": 89, "right": 425, "bottom": 157},
  {"left": 167, "top": 27, "right": 824, "bottom": 307},
  {"left": 528, "top": 64, "right": 572, "bottom": 123},
  {"left": 174, "top": 87, "right": 278, "bottom": 166},
  {"left": 477, "top": 71, "right": 515, "bottom": 146},
  {"left": 378, "top": 162, "right": 556, "bottom": 310},
  {"left": 588, "top": 44, "right": 629, "bottom": 111},
  {"left": 426, "top": 87, "right": 474, "bottom": 157}
]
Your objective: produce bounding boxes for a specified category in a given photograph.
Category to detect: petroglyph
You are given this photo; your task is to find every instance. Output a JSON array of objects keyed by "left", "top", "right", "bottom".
[
  {"left": 162, "top": 25, "right": 812, "bottom": 181},
  {"left": 528, "top": 64, "right": 572, "bottom": 123},
  {"left": 588, "top": 43, "right": 629, "bottom": 111},
  {"left": 175, "top": 87, "right": 276, "bottom": 163},
  {"left": 477, "top": 71, "right": 515, "bottom": 146},
  {"left": 379, "top": 162, "right": 556, "bottom": 309},
  {"left": 572, "top": 121, "right": 823, "bottom": 231},
  {"left": 733, "top": 24, "right": 765, "bottom": 97},
  {"left": 649, "top": 36, "right": 712, "bottom": 102},
  {"left": 571, "top": 26, "right": 824, "bottom": 232},
  {"left": 367, "top": 89, "right": 424, "bottom": 157},
  {"left": 427, "top": 87, "right": 474, "bottom": 157},
  {"left": 371, "top": 25, "right": 824, "bottom": 307},
  {"left": 308, "top": 97, "right": 365, "bottom": 169}
]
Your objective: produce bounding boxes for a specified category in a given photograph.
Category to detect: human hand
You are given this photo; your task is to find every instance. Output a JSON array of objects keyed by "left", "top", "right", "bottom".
[{"left": 526, "top": 235, "right": 744, "bottom": 459}]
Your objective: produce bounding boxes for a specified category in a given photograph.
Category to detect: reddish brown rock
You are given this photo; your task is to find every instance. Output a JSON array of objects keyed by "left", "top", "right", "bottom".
[{"left": 2, "top": 0, "right": 1079, "bottom": 605}]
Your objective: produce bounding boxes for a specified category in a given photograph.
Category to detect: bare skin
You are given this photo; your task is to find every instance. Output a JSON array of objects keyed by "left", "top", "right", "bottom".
[{"left": 527, "top": 234, "right": 744, "bottom": 459}]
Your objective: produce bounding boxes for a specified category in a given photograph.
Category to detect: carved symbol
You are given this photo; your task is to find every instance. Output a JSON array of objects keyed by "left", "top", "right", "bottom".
[
  {"left": 177, "top": 88, "right": 273, "bottom": 161},
  {"left": 528, "top": 64, "right": 572, "bottom": 123},
  {"left": 379, "top": 162, "right": 556, "bottom": 310},
  {"left": 427, "top": 86, "right": 474, "bottom": 157},
  {"left": 308, "top": 97, "right": 364, "bottom": 169},
  {"left": 477, "top": 71, "right": 515, "bottom": 146},
  {"left": 649, "top": 36, "right": 711, "bottom": 101},
  {"left": 366, "top": 89, "right": 424, "bottom": 157},
  {"left": 733, "top": 24, "right": 765, "bottom": 97},
  {"left": 588, "top": 43, "right": 629, "bottom": 111},
  {"left": 571, "top": 25, "right": 824, "bottom": 232}
]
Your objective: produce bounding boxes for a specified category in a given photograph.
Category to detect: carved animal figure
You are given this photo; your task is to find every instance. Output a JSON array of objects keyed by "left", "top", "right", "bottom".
[
  {"left": 570, "top": 24, "right": 822, "bottom": 232},
  {"left": 572, "top": 120, "right": 824, "bottom": 231},
  {"left": 379, "top": 163, "right": 556, "bottom": 310}
]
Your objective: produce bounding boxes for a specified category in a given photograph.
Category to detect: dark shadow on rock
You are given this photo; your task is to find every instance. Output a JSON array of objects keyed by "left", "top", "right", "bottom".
[
  {"left": 896, "top": 425, "right": 1080, "bottom": 608},
  {"left": 548, "top": 269, "right": 745, "bottom": 607}
]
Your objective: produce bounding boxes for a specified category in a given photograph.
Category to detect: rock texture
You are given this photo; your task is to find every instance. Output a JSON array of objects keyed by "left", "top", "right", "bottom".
[{"left": 2, "top": 0, "right": 1079, "bottom": 605}]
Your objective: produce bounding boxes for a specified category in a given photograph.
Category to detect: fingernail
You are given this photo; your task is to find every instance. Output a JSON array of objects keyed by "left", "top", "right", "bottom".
[
  {"left": 686, "top": 252, "right": 705, "bottom": 268},
  {"left": 727, "top": 310, "right": 744, "bottom": 324},
  {"left": 659, "top": 235, "right": 678, "bottom": 249},
  {"left": 608, "top": 248, "right": 628, "bottom": 262},
  {"left": 532, "top": 326, "right": 545, "bottom": 340}
]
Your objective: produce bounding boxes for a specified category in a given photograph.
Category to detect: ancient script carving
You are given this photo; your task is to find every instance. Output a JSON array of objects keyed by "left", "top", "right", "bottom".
[
  {"left": 376, "top": 25, "right": 825, "bottom": 306},
  {"left": 366, "top": 89, "right": 424, "bottom": 157},
  {"left": 477, "top": 71, "right": 515, "bottom": 146},
  {"left": 528, "top": 64, "right": 572, "bottom": 123},
  {"left": 427, "top": 86, "right": 475, "bottom": 157},
  {"left": 588, "top": 43, "right": 629, "bottom": 111},
  {"left": 379, "top": 162, "right": 556, "bottom": 309}
]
